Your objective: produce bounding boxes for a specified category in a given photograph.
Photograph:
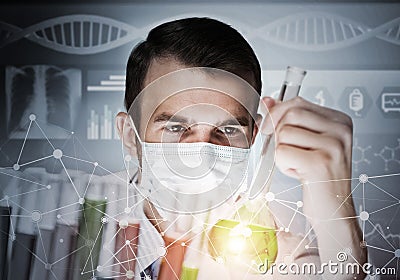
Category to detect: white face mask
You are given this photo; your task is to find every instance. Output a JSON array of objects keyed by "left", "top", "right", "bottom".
[{"left": 139, "top": 141, "right": 250, "bottom": 214}]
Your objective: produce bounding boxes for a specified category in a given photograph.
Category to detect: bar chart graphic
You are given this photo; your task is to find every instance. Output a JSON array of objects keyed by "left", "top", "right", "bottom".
[
  {"left": 87, "top": 105, "right": 120, "bottom": 140},
  {"left": 87, "top": 73, "right": 125, "bottom": 92}
]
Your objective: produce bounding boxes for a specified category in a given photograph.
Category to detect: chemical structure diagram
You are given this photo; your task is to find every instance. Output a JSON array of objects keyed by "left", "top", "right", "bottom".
[
  {"left": 352, "top": 138, "right": 372, "bottom": 172},
  {"left": 374, "top": 139, "right": 400, "bottom": 171}
]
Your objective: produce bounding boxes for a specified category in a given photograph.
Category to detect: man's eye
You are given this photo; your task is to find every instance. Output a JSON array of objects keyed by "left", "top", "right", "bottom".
[
  {"left": 165, "top": 124, "right": 186, "bottom": 133},
  {"left": 219, "top": 126, "right": 241, "bottom": 136}
]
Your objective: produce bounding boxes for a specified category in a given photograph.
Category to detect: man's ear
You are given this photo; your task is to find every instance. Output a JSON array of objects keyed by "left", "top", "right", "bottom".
[{"left": 116, "top": 112, "right": 138, "bottom": 157}]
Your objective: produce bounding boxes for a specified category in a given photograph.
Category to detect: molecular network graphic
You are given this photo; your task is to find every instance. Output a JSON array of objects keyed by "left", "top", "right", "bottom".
[{"left": 0, "top": 114, "right": 399, "bottom": 280}]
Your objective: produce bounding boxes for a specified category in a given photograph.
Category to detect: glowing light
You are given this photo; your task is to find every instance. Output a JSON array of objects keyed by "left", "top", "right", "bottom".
[
  {"left": 242, "top": 227, "right": 252, "bottom": 238},
  {"left": 228, "top": 236, "right": 246, "bottom": 254}
]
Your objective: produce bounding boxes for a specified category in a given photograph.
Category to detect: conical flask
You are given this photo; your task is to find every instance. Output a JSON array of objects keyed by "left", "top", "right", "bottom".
[{"left": 207, "top": 195, "right": 278, "bottom": 277}]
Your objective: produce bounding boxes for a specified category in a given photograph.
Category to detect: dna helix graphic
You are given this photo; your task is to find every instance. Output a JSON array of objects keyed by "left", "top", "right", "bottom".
[
  {"left": 251, "top": 12, "right": 400, "bottom": 51},
  {"left": 0, "top": 15, "right": 141, "bottom": 55},
  {"left": 0, "top": 12, "right": 399, "bottom": 55}
]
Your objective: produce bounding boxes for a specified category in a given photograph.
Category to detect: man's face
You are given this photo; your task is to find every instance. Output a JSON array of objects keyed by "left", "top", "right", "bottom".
[{"left": 138, "top": 58, "right": 257, "bottom": 148}]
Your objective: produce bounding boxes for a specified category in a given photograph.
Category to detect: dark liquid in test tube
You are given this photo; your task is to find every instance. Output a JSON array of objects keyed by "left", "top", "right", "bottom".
[
  {"left": 31, "top": 228, "right": 53, "bottom": 280},
  {"left": 51, "top": 223, "right": 78, "bottom": 280},
  {"left": 0, "top": 206, "right": 11, "bottom": 280},
  {"left": 51, "top": 170, "right": 83, "bottom": 280},
  {"left": 8, "top": 179, "right": 38, "bottom": 280},
  {"left": 278, "top": 83, "right": 301, "bottom": 102},
  {"left": 31, "top": 173, "right": 60, "bottom": 280},
  {"left": 8, "top": 232, "right": 36, "bottom": 280}
]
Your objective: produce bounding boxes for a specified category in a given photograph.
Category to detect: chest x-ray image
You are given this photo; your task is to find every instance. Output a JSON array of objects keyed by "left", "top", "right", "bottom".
[{"left": 5, "top": 65, "right": 81, "bottom": 139}]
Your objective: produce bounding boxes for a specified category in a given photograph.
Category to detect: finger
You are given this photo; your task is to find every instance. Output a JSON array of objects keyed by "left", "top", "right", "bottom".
[
  {"left": 278, "top": 125, "right": 339, "bottom": 150},
  {"left": 262, "top": 97, "right": 352, "bottom": 135},
  {"left": 260, "top": 96, "right": 276, "bottom": 111},
  {"left": 275, "top": 109, "right": 352, "bottom": 147},
  {"left": 277, "top": 107, "right": 353, "bottom": 153},
  {"left": 277, "top": 125, "right": 351, "bottom": 167},
  {"left": 275, "top": 144, "right": 333, "bottom": 181},
  {"left": 258, "top": 96, "right": 276, "bottom": 119}
]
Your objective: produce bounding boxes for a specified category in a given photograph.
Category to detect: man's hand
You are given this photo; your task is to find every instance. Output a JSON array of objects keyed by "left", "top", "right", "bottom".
[
  {"left": 261, "top": 96, "right": 367, "bottom": 278},
  {"left": 262, "top": 96, "right": 352, "bottom": 183}
]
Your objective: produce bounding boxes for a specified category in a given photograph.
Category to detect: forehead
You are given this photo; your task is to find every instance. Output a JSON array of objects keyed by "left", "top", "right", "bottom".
[
  {"left": 151, "top": 89, "right": 249, "bottom": 125},
  {"left": 129, "top": 58, "right": 259, "bottom": 129},
  {"left": 145, "top": 58, "right": 242, "bottom": 110},
  {"left": 156, "top": 89, "right": 245, "bottom": 111}
]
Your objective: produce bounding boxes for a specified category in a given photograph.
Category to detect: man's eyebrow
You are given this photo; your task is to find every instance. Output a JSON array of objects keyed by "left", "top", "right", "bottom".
[
  {"left": 219, "top": 116, "right": 249, "bottom": 126},
  {"left": 154, "top": 112, "right": 250, "bottom": 126},
  {"left": 153, "top": 112, "right": 189, "bottom": 123}
]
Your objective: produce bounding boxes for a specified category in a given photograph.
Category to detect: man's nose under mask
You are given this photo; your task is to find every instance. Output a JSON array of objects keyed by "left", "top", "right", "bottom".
[{"left": 139, "top": 142, "right": 250, "bottom": 214}]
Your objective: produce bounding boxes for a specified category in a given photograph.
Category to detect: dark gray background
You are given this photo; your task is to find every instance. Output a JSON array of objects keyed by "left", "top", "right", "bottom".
[{"left": 0, "top": 1, "right": 399, "bottom": 279}]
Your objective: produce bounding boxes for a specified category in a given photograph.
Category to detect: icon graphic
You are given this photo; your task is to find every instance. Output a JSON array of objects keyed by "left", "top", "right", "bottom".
[
  {"left": 349, "top": 88, "right": 364, "bottom": 117},
  {"left": 376, "top": 87, "right": 400, "bottom": 119},
  {"left": 381, "top": 93, "right": 400, "bottom": 113},
  {"left": 339, "top": 87, "right": 371, "bottom": 118},
  {"left": 302, "top": 87, "right": 333, "bottom": 108}
]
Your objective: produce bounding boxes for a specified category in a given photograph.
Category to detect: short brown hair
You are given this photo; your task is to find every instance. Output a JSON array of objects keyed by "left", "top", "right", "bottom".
[{"left": 124, "top": 17, "right": 262, "bottom": 111}]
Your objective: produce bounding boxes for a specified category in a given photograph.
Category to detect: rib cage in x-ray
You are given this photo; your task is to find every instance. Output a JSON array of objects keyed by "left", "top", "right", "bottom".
[
  {"left": 45, "top": 67, "right": 71, "bottom": 129},
  {"left": 5, "top": 65, "right": 81, "bottom": 139},
  {"left": 9, "top": 67, "right": 35, "bottom": 134}
]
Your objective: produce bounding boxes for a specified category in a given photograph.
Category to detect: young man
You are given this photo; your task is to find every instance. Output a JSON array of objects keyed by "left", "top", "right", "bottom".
[{"left": 116, "top": 17, "right": 366, "bottom": 279}]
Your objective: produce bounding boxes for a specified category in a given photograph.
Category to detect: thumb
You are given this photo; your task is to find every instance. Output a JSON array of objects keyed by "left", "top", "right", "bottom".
[
  {"left": 259, "top": 97, "right": 277, "bottom": 135},
  {"left": 261, "top": 96, "right": 276, "bottom": 110}
]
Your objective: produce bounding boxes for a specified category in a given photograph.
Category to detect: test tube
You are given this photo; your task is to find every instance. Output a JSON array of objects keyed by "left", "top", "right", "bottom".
[
  {"left": 158, "top": 231, "right": 190, "bottom": 280},
  {"left": 51, "top": 170, "right": 84, "bottom": 280},
  {"left": 114, "top": 180, "right": 140, "bottom": 280},
  {"left": 0, "top": 177, "right": 11, "bottom": 279},
  {"left": 180, "top": 236, "right": 201, "bottom": 280},
  {"left": 96, "top": 178, "right": 118, "bottom": 279},
  {"left": 8, "top": 173, "right": 39, "bottom": 280},
  {"left": 248, "top": 66, "right": 307, "bottom": 199},
  {"left": 277, "top": 66, "right": 307, "bottom": 102},
  {"left": 2, "top": 175, "right": 20, "bottom": 279},
  {"left": 0, "top": 205, "right": 11, "bottom": 280},
  {"left": 157, "top": 188, "right": 195, "bottom": 280},
  {"left": 31, "top": 171, "right": 60, "bottom": 280},
  {"left": 73, "top": 175, "right": 106, "bottom": 280},
  {"left": 114, "top": 218, "right": 140, "bottom": 279},
  {"left": 180, "top": 209, "right": 211, "bottom": 280}
]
